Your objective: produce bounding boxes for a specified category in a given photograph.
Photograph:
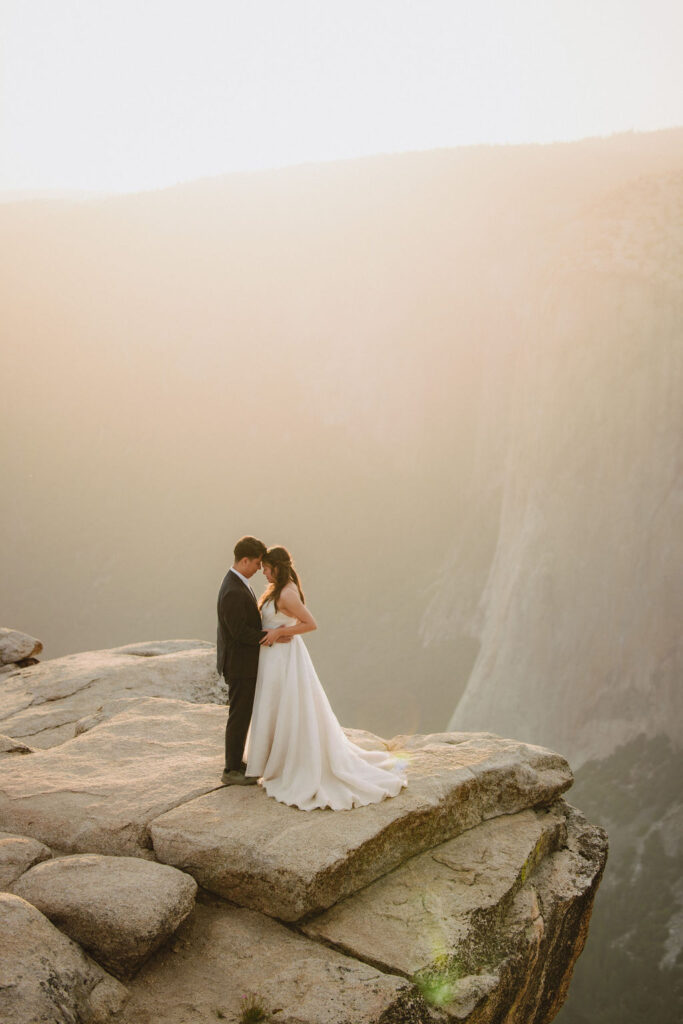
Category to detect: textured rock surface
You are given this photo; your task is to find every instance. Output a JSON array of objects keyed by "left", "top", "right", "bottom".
[
  {"left": 122, "top": 891, "right": 426, "bottom": 1024},
  {"left": 0, "top": 627, "right": 42, "bottom": 666},
  {"left": 0, "top": 639, "right": 226, "bottom": 748},
  {"left": 0, "top": 830, "right": 52, "bottom": 888},
  {"left": 150, "top": 732, "right": 572, "bottom": 920},
  {"left": 0, "top": 732, "right": 33, "bottom": 756},
  {"left": 0, "top": 892, "right": 128, "bottom": 1024},
  {"left": 0, "top": 696, "right": 228, "bottom": 856},
  {"left": 490, "top": 804, "right": 609, "bottom": 1024},
  {"left": 0, "top": 646, "right": 607, "bottom": 1023},
  {"left": 12, "top": 853, "right": 198, "bottom": 979},
  {"left": 304, "top": 801, "right": 607, "bottom": 1022},
  {"left": 303, "top": 803, "right": 568, "bottom": 975}
]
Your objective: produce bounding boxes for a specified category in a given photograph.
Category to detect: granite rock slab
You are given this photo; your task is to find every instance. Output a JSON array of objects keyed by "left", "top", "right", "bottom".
[
  {"left": 0, "top": 696, "right": 229, "bottom": 856},
  {"left": 0, "top": 639, "right": 226, "bottom": 748},
  {"left": 150, "top": 733, "right": 572, "bottom": 920},
  {"left": 303, "top": 800, "right": 607, "bottom": 1022},
  {"left": 121, "top": 891, "right": 426, "bottom": 1024},
  {"left": 303, "top": 803, "right": 568, "bottom": 976}
]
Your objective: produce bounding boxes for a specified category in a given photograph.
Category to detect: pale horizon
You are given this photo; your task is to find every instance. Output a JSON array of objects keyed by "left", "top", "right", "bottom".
[
  {"left": 2, "top": 125, "right": 682, "bottom": 203},
  {"left": 2, "top": 0, "right": 682, "bottom": 195}
]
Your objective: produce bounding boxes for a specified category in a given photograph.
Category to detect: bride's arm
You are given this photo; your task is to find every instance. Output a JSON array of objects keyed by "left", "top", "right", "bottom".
[{"left": 260, "top": 585, "right": 317, "bottom": 645}]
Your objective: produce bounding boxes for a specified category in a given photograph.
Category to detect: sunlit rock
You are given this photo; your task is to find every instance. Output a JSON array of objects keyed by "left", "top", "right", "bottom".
[
  {"left": 303, "top": 801, "right": 607, "bottom": 1021},
  {"left": 0, "top": 627, "right": 42, "bottom": 666},
  {"left": 0, "top": 733, "right": 33, "bottom": 756},
  {"left": 0, "top": 830, "right": 52, "bottom": 889},
  {"left": 303, "top": 803, "right": 568, "bottom": 975},
  {"left": 121, "top": 892, "right": 426, "bottom": 1024},
  {"left": 150, "top": 732, "right": 572, "bottom": 920},
  {"left": 0, "top": 696, "right": 228, "bottom": 856},
  {"left": 12, "top": 853, "right": 198, "bottom": 979},
  {"left": 0, "top": 652, "right": 605, "bottom": 1021},
  {"left": 0, "top": 639, "right": 226, "bottom": 749},
  {"left": 0, "top": 892, "right": 128, "bottom": 1024}
]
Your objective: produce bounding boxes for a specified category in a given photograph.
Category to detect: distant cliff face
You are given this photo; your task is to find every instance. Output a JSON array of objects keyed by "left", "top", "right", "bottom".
[
  {"left": 446, "top": 169, "right": 683, "bottom": 768},
  {"left": 1, "top": 129, "right": 682, "bottom": 743},
  {"left": 440, "top": 164, "right": 683, "bottom": 1024},
  {"left": 0, "top": 642, "right": 607, "bottom": 1024}
]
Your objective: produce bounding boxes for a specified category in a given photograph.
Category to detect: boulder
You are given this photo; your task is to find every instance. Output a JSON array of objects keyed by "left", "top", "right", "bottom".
[
  {"left": 150, "top": 732, "right": 572, "bottom": 920},
  {"left": 12, "top": 853, "right": 198, "bottom": 979},
  {"left": 0, "top": 732, "right": 33, "bottom": 756},
  {"left": 0, "top": 830, "right": 52, "bottom": 888},
  {"left": 0, "top": 627, "right": 42, "bottom": 666},
  {"left": 0, "top": 639, "right": 226, "bottom": 748},
  {"left": 0, "top": 892, "right": 128, "bottom": 1024},
  {"left": 0, "top": 696, "right": 228, "bottom": 856},
  {"left": 121, "top": 892, "right": 426, "bottom": 1024}
]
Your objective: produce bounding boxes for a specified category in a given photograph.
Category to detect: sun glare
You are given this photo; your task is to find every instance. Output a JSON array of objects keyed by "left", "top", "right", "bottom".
[{"left": 2, "top": 0, "right": 682, "bottom": 194}]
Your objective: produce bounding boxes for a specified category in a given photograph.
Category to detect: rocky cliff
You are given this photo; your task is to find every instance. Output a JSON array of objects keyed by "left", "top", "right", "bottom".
[
  {"left": 436, "top": 144, "right": 683, "bottom": 1024},
  {"left": 446, "top": 164, "right": 683, "bottom": 767},
  {"left": 0, "top": 636, "right": 607, "bottom": 1024}
]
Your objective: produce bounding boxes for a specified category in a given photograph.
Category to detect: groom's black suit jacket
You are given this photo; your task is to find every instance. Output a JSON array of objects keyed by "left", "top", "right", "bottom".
[{"left": 216, "top": 569, "right": 266, "bottom": 680}]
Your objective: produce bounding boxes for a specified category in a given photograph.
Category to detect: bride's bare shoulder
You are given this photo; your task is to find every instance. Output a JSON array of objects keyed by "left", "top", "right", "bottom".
[{"left": 279, "top": 582, "right": 303, "bottom": 608}]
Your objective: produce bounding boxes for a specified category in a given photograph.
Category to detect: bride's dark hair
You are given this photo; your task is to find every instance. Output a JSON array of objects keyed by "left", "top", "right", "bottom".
[{"left": 258, "top": 546, "right": 305, "bottom": 612}]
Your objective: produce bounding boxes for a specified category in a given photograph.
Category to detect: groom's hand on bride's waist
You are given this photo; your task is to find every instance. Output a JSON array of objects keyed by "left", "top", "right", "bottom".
[{"left": 260, "top": 628, "right": 292, "bottom": 646}]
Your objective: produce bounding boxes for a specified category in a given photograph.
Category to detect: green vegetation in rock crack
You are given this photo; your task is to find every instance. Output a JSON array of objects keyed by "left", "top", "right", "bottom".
[
  {"left": 412, "top": 957, "right": 461, "bottom": 1008},
  {"left": 520, "top": 858, "right": 528, "bottom": 886},
  {"left": 239, "top": 992, "right": 270, "bottom": 1023},
  {"left": 520, "top": 835, "right": 544, "bottom": 885},
  {"left": 214, "top": 1010, "right": 226, "bottom": 1020}
]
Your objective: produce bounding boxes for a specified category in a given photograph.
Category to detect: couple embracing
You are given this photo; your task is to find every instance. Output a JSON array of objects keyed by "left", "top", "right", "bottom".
[{"left": 216, "top": 536, "right": 407, "bottom": 811}]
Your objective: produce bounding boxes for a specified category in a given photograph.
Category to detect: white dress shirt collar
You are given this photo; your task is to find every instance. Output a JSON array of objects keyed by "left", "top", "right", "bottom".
[{"left": 230, "top": 566, "right": 253, "bottom": 590}]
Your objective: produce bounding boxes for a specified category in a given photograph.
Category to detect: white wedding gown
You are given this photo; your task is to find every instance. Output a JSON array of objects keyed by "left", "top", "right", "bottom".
[{"left": 244, "top": 600, "right": 408, "bottom": 811}]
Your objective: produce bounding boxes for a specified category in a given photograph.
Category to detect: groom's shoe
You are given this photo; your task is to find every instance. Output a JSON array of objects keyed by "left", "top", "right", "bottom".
[{"left": 221, "top": 769, "right": 258, "bottom": 786}]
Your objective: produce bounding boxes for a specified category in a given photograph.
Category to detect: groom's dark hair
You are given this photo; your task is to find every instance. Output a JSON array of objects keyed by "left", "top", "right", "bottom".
[{"left": 234, "top": 536, "right": 267, "bottom": 561}]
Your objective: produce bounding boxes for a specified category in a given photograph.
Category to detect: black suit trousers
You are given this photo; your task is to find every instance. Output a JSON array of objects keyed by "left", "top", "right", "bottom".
[{"left": 224, "top": 674, "right": 257, "bottom": 770}]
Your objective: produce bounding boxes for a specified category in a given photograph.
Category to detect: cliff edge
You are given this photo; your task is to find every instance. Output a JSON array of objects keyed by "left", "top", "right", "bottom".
[{"left": 0, "top": 637, "right": 607, "bottom": 1023}]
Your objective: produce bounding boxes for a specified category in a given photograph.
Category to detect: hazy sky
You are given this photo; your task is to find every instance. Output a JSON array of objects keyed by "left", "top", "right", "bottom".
[{"left": 2, "top": 0, "right": 682, "bottom": 194}]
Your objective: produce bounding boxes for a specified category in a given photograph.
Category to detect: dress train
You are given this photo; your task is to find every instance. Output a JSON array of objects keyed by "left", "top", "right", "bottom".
[{"left": 245, "top": 603, "right": 407, "bottom": 811}]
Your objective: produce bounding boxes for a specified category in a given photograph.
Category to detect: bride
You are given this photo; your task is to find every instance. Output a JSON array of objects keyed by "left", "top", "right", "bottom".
[{"left": 244, "top": 546, "right": 407, "bottom": 811}]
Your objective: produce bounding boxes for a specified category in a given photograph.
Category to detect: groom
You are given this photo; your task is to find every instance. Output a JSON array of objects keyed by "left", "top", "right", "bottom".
[{"left": 216, "top": 536, "right": 287, "bottom": 787}]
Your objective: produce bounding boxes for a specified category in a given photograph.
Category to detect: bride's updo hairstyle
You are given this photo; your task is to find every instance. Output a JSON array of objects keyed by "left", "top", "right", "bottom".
[{"left": 259, "top": 546, "right": 305, "bottom": 611}]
